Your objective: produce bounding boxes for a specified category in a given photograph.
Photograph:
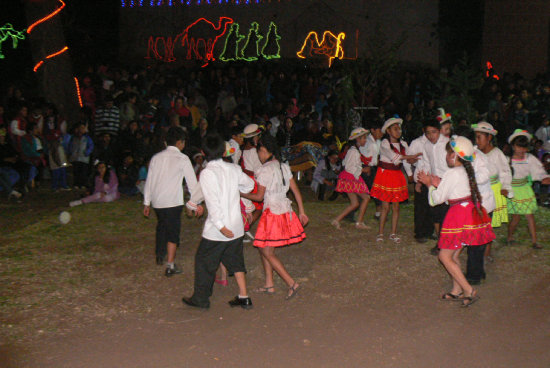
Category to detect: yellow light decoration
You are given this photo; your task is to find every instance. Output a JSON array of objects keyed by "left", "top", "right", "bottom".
[{"left": 297, "top": 30, "right": 345, "bottom": 67}]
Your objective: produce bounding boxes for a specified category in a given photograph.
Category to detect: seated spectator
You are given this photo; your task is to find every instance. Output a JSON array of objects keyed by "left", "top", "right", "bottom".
[
  {"left": 48, "top": 130, "right": 71, "bottom": 191},
  {"left": 92, "top": 132, "right": 115, "bottom": 167},
  {"left": 136, "top": 158, "right": 149, "bottom": 195},
  {"left": 311, "top": 150, "right": 341, "bottom": 201},
  {"left": 70, "top": 161, "right": 119, "bottom": 207},
  {"left": 21, "top": 122, "right": 46, "bottom": 187},
  {"left": 118, "top": 153, "right": 139, "bottom": 196},
  {"left": 0, "top": 128, "right": 22, "bottom": 199}
]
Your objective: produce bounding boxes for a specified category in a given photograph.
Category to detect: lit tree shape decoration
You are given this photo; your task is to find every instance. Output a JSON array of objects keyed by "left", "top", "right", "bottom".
[
  {"left": 219, "top": 23, "right": 245, "bottom": 62},
  {"left": 239, "top": 22, "right": 263, "bottom": 61},
  {"left": 260, "top": 22, "right": 281, "bottom": 60},
  {"left": 0, "top": 23, "right": 26, "bottom": 59}
]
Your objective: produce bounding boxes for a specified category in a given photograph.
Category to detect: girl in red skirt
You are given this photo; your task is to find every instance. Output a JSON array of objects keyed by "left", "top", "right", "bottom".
[
  {"left": 241, "top": 134, "right": 308, "bottom": 300},
  {"left": 331, "top": 127, "right": 371, "bottom": 229},
  {"left": 418, "top": 136, "right": 495, "bottom": 307},
  {"left": 370, "top": 118, "right": 421, "bottom": 243}
]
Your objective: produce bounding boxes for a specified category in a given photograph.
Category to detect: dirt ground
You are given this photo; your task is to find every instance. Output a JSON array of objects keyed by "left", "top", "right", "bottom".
[{"left": 1, "top": 185, "right": 550, "bottom": 367}]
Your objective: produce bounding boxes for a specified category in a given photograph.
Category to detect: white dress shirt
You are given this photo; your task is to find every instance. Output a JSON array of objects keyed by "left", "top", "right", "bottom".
[
  {"left": 200, "top": 159, "right": 255, "bottom": 241},
  {"left": 408, "top": 134, "right": 428, "bottom": 182},
  {"left": 429, "top": 166, "right": 471, "bottom": 206},
  {"left": 473, "top": 148, "right": 495, "bottom": 213},
  {"left": 229, "top": 138, "right": 242, "bottom": 165},
  {"left": 242, "top": 148, "right": 262, "bottom": 175},
  {"left": 359, "top": 134, "right": 380, "bottom": 166},
  {"left": 343, "top": 146, "right": 363, "bottom": 179},
  {"left": 257, "top": 160, "right": 293, "bottom": 215},
  {"left": 143, "top": 146, "right": 197, "bottom": 209},
  {"left": 421, "top": 134, "right": 450, "bottom": 178}
]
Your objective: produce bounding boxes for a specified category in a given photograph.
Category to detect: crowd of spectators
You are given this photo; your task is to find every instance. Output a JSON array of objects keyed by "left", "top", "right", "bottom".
[{"left": 1, "top": 61, "right": 550, "bottom": 203}]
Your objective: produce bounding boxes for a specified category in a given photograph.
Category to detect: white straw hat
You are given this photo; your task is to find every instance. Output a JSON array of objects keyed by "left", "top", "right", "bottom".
[
  {"left": 507, "top": 129, "right": 532, "bottom": 144},
  {"left": 472, "top": 121, "right": 497, "bottom": 135},
  {"left": 243, "top": 124, "right": 262, "bottom": 138},
  {"left": 348, "top": 127, "right": 368, "bottom": 140},
  {"left": 381, "top": 117, "right": 402, "bottom": 134}
]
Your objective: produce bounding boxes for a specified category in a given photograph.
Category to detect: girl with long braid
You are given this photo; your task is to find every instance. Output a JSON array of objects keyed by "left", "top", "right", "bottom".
[
  {"left": 418, "top": 136, "right": 495, "bottom": 307},
  {"left": 241, "top": 134, "right": 308, "bottom": 300}
]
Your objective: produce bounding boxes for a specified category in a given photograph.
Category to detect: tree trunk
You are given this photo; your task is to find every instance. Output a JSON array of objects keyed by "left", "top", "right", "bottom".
[{"left": 24, "top": 0, "right": 79, "bottom": 123}]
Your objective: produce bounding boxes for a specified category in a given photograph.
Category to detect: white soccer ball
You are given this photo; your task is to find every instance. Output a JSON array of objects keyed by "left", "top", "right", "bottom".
[{"left": 59, "top": 211, "right": 71, "bottom": 225}]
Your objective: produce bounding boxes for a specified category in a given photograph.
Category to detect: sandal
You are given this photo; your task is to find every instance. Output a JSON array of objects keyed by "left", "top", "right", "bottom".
[
  {"left": 389, "top": 234, "right": 401, "bottom": 244},
  {"left": 440, "top": 292, "right": 464, "bottom": 301},
  {"left": 376, "top": 234, "right": 384, "bottom": 242},
  {"left": 330, "top": 219, "right": 341, "bottom": 230},
  {"left": 355, "top": 222, "right": 370, "bottom": 230},
  {"left": 253, "top": 286, "right": 275, "bottom": 294},
  {"left": 461, "top": 289, "right": 480, "bottom": 308},
  {"left": 532, "top": 243, "right": 543, "bottom": 249},
  {"left": 285, "top": 283, "right": 300, "bottom": 300}
]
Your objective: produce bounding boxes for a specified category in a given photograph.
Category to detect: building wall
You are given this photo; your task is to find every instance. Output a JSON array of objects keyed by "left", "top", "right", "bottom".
[
  {"left": 118, "top": 0, "right": 438, "bottom": 67},
  {"left": 483, "top": 0, "right": 549, "bottom": 78}
]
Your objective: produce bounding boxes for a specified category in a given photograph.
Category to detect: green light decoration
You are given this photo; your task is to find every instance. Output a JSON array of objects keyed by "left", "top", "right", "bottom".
[
  {"left": 239, "top": 22, "right": 263, "bottom": 62},
  {"left": 219, "top": 23, "right": 245, "bottom": 62},
  {"left": 260, "top": 22, "right": 281, "bottom": 60},
  {"left": 0, "top": 23, "right": 26, "bottom": 59}
]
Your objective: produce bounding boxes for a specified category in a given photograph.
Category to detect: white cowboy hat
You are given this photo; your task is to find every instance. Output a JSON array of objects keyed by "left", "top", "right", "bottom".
[
  {"left": 450, "top": 135, "right": 475, "bottom": 162},
  {"left": 243, "top": 123, "right": 262, "bottom": 138},
  {"left": 348, "top": 127, "right": 369, "bottom": 140},
  {"left": 472, "top": 121, "right": 497, "bottom": 135},
  {"left": 381, "top": 117, "right": 402, "bottom": 134},
  {"left": 507, "top": 129, "right": 532, "bottom": 144},
  {"left": 436, "top": 107, "right": 452, "bottom": 125}
]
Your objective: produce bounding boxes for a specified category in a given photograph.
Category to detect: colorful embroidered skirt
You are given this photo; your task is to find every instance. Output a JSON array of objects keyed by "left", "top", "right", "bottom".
[
  {"left": 253, "top": 209, "right": 306, "bottom": 248},
  {"left": 490, "top": 178, "right": 508, "bottom": 227},
  {"left": 370, "top": 167, "right": 409, "bottom": 203},
  {"left": 335, "top": 171, "right": 369, "bottom": 194},
  {"left": 438, "top": 199, "right": 495, "bottom": 250},
  {"left": 507, "top": 178, "right": 537, "bottom": 215}
]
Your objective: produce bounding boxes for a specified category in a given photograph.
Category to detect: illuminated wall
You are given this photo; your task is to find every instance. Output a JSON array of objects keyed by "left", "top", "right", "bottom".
[{"left": 119, "top": 0, "right": 439, "bottom": 67}]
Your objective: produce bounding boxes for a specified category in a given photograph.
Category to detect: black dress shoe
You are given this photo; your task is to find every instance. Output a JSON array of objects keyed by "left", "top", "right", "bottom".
[
  {"left": 156, "top": 256, "right": 164, "bottom": 265},
  {"left": 429, "top": 245, "right": 439, "bottom": 256},
  {"left": 182, "top": 297, "right": 209, "bottom": 309},
  {"left": 165, "top": 264, "right": 182, "bottom": 277},
  {"left": 228, "top": 296, "right": 253, "bottom": 310}
]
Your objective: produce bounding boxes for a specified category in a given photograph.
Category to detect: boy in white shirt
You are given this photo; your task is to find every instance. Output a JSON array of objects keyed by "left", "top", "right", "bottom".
[
  {"left": 143, "top": 127, "right": 198, "bottom": 276},
  {"left": 182, "top": 134, "right": 255, "bottom": 309}
]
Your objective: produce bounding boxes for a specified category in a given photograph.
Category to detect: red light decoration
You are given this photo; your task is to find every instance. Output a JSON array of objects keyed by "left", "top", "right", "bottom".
[
  {"left": 297, "top": 30, "right": 345, "bottom": 67},
  {"left": 27, "top": 0, "right": 66, "bottom": 34},
  {"left": 33, "top": 46, "right": 69, "bottom": 72},
  {"left": 74, "top": 77, "right": 83, "bottom": 107},
  {"left": 486, "top": 61, "right": 500, "bottom": 80},
  {"left": 146, "top": 17, "right": 234, "bottom": 67}
]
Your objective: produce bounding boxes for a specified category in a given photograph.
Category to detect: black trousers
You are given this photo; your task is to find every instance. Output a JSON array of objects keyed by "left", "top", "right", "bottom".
[
  {"left": 153, "top": 205, "right": 183, "bottom": 258},
  {"left": 190, "top": 236, "right": 246, "bottom": 307},
  {"left": 466, "top": 244, "right": 487, "bottom": 281},
  {"left": 414, "top": 185, "right": 434, "bottom": 238},
  {"left": 72, "top": 161, "right": 89, "bottom": 187}
]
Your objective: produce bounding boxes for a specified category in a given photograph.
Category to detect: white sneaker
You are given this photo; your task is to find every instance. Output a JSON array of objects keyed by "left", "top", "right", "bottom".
[
  {"left": 245, "top": 231, "right": 255, "bottom": 240},
  {"left": 69, "top": 200, "right": 82, "bottom": 207},
  {"left": 9, "top": 190, "right": 22, "bottom": 199}
]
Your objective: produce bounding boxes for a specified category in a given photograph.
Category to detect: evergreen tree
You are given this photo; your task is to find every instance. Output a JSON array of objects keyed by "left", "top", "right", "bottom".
[
  {"left": 219, "top": 23, "right": 245, "bottom": 62},
  {"left": 260, "top": 22, "right": 281, "bottom": 60},
  {"left": 239, "top": 22, "right": 263, "bottom": 61}
]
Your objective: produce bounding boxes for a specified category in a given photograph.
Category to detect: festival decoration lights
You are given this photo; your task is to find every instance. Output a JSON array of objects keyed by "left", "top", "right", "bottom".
[
  {"left": 27, "top": 0, "right": 66, "bottom": 34},
  {"left": 0, "top": 23, "right": 26, "bottom": 59},
  {"left": 260, "top": 22, "right": 281, "bottom": 60},
  {"left": 239, "top": 22, "right": 263, "bottom": 61},
  {"left": 33, "top": 46, "right": 69, "bottom": 72},
  {"left": 486, "top": 61, "right": 500, "bottom": 80},
  {"left": 122, "top": 0, "right": 280, "bottom": 6},
  {"left": 74, "top": 77, "right": 83, "bottom": 107},
  {"left": 219, "top": 23, "right": 245, "bottom": 62},
  {"left": 297, "top": 30, "right": 345, "bottom": 67}
]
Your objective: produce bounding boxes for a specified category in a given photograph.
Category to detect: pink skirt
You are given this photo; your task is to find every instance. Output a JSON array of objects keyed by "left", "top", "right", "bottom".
[
  {"left": 370, "top": 167, "right": 409, "bottom": 203},
  {"left": 253, "top": 209, "right": 306, "bottom": 248},
  {"left": 438, "top": 199, "right": 495, "bottom": 250},
  {"left": 335, "top": 171, "right": 369, "bottom": 194}
]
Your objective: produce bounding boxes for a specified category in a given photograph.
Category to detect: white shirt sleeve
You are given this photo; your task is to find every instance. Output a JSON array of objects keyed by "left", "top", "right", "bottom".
[
  {"left": 379, "top": 139, "right": 403, "bottom": 165},
  {"left": 495, "top": 148, "right": 513, "bottom": 191},
  {"left": 200, "top": 170, "right": 226, "bottom": 231},
  {"left": 10, "top": 120, "right": 25, "bottom": 136},
  {"left": 528, "top": 154, "right": 550, "bottom": 181},
  {"left": 143, "top": 156, "right": 157, "bottom": 206},
  {"left": 428, "top": 169, "right": 455, "bottom": 206},
  {"left": 243, "top": 149, "right": 262, "bottom": 175},
  {"left": 238, "top": 168, "right": 255, "bottom": 194}
]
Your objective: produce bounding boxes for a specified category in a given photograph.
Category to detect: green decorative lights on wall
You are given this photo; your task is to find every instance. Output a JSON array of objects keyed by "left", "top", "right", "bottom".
[
  {"left": 218, "top": 21, "right": 280, "bottom": 62},
  {"left": 0, "top": 23, "right": 26, "bottom": 59}
]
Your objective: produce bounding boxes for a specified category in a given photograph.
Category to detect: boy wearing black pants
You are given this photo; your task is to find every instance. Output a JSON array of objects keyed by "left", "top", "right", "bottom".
[{"left": 182, "top": 134, "right": 255, "bottom": 309}]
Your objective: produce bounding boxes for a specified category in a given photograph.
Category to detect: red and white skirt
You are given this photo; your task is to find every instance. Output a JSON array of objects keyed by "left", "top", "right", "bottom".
[
  {"left": 253, "top": 209, "right": 306, "bottom": 248},
  {"left": 438, "top": 197, "right": 495, "bottom": 250},
  {"left": 335, "top": 171, "right": 369, "bottom": 194},
  {"left": 370, "top": 167, "right": 409, "bottom": 203}
]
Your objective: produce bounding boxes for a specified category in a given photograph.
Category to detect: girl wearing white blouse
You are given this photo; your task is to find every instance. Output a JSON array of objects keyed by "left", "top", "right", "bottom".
[
  {"left": 370, "top": 117, "right": 421, "bottom": 243},
  {"left": 331, "top": 128, "right": 371, "bottom": 230},
  {"left": 506, "top": 130, "right": 550, "bottom": 249},
  {"left": 418, "top": 136, "right": 495, "bottom": 307},
  {"left": 241, "top": 134, "right": 308, "bottom": 300}
]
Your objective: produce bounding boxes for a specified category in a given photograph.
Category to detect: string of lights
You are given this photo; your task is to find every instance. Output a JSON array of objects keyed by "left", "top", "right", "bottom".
[{"left": 121, "top": 0, "right": 287, "bottom": 7}]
